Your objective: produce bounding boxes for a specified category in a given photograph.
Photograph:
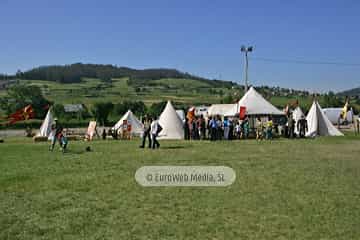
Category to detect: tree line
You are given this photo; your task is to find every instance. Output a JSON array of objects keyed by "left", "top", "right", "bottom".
[
  {"left": 13, "top": 63, "right": 235, "bottom": 88},
  {"left": 0, "top": 84, "right": 188, "bottom": 125}
]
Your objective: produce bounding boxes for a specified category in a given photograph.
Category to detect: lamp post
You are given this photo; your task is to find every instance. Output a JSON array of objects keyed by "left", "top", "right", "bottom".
[{"left": 241, "top": 46, "right": 253, "bottom": 92}]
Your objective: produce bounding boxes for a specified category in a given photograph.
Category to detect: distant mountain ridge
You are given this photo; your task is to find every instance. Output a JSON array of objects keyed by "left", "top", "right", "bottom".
[
  {"left": 13, "top": 63, "right": 235, "bottom": 88},
  {"left": 338, "top": 87, "right": 360, "bottom": 97}
]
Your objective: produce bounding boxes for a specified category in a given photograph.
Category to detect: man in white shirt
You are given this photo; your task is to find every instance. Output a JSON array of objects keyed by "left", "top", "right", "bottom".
[{"left": 150, "top": 117, "right": 160, "bottom": 149}]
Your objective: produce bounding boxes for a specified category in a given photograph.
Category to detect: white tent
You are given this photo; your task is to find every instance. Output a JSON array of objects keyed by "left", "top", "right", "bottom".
[
  {"left": 113, "top": 110, "right": 144, "bottom": 136},
  {"left": 322, "top": 108, "right": 353, "bottom": 124},
  {"left": 176, "top": 110, "right": 185, "bottom": 122},
  {"left": 158, "top": 101, "right": 184, "bottom": 139},
  {"left": 306, "top": 101, "right": 343, "bottom": 137},
  {"left": 226, "top": 87, "right": 284, "bottom": 116},
  {"left": 208, "top": 104, "right": 236, "bottom": 116},
  {"left": 292, "top": 106, "right": 305, "bottom": 134},
  {"left": 37, "top": 109, "right": 54, "bottom": 140}
]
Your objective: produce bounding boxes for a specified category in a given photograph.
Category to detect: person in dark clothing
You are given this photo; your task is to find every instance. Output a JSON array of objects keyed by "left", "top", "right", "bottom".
[
  {"left": 108, "top": 129, "right": 117, "bottom": 139},
  {"left": 102, "top": 128, "right": 107, "bottom": 140},
  {"left": 216, "top": 116, "right": 223, "bottom": 140},
  {"left": 58, "top": 131, "right": 68, "bottom": 153},
  {"left": 209, "top": 116, "right": 218, "bottom": 141},
  {"left": 297, "top": 116, "right": 308, "bottom": 138},
  {"left": 191, "top": 118, "right": 199, "bottom": 140},
  {"left": 150, "top": 117, "right": 160, "bottom": 149},
  {"left": 288, "top": 115, "right": 295, "bottom": 139},
  {"left": 241, "top": 118, "right": 250, "bottom": 139},
  {"left": 140, "top": 117, "right": 152, "bottom": 148},
  {"left": 198, "top": 115, "right": 206, "bottom": 140},
  {"left": 228, "top": 118, "right": 234, "bottom": 140},
  {"left": 184, "top": 117, "right": 190, "bottom": 140}
]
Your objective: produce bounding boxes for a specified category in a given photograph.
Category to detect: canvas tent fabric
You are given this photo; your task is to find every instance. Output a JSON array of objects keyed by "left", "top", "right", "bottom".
[
  {"left": 306, "top": 101, "right": 343, "bottom": 137},
  {"left": 292, "top": 106, "right": 305, "bottom": 134},
  {"left": 176, "top": 110, "right": 185, "bottom": 122},
  {"left": 37, "top": 109, "right": 54, "bottom": 140},
  {"left": 158, "top": 101, "right": 184, "bottom": 139},
  {"left": 195, "top": 106, "right": 209, "bottom": 117},
  {"left": 322, "top": 108, "right": 353, "bottom": 124},
  {"left": 226, "top": 87, "right": 284, "bottom": 116},
  {"left": 113, "top": 110, "right": 144, "bottom": 135},
  {"left": 208, "top": 104, "right": 236, "bottom": 116}
]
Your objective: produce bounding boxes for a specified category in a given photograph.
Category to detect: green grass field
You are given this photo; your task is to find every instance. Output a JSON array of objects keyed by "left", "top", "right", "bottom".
[
  {"left": 17, "top": 78, "right": 232, "bottom": 106},
  {"left": 1, "top": 135, "right": 360, "bottom": 239}
]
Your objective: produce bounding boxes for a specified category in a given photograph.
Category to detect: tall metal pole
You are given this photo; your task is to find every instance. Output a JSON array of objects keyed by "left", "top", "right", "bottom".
[
  {"left": 241, "top": 46, "right": 252, "bottom": 93},
  {"left": 244, "top": 51, "right": 249, "bottom": 92}
]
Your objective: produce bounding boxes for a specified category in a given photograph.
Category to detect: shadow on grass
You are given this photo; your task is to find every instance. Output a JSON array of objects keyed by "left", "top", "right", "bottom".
[
  {"left": 160, "top": 145, "right": 188, "bottom": 150},
  {"left": 62, "top": 149, "right": 88, "bottom": 155}
]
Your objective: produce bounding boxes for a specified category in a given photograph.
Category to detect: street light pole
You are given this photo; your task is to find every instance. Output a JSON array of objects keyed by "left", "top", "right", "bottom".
[{"left": 241, "top": 46, "right": 253, "bottom": 92}]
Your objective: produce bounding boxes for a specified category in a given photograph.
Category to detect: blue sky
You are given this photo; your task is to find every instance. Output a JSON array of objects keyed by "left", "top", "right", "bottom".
[{"left": 0, "top": 0, "right": 359, "bottom": 92}]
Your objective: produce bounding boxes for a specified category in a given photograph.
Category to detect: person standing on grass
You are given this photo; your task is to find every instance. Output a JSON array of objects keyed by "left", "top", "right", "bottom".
[
  {"left": 243, "top": 118, "right": 250, "bottom": 139},
  {"left": 223, "top": 117, "right": 230, "bottom": 140},
  {"left": 255, "top": 117, "right": 264, "bottom": 141},
  {"left": 140, "top": 116, "right": 152, "bottom": 148},
  {"left": 102, "top": 128, "right": 107, "bottom": 140},
  {"left": 49, "top": 118, "right": 63, "bottom": 151},
  {"left": 216, "top": 116, "right": 223, "bottom": 140},
  {"left": 150, "top": 117, "right": 160, "bottom": 149},
  {"left": 209, "top": 116, "right": 217, "bottom": 141},
  {"left": 184, "top": 117, "right": 190, "bottom": 140},
  {"left": 207, "top": 116, "right": 211, "bottom": 140},
  {"left": 266, "top": 117, "right": 273, "bottom": 140},
  {"left": 235, "top": 120, "right": 241, "bottom": 139},
  {"left": 191, "top": 118, "right": 198, "bottom": 140},
  {"left": 288, "top": 114, "right": 296, "bottom": 139},
  {"left": 198, "top": 115, "right": 206, "bottom": 140},
  {"left": 297, "top": 115, "right": 308, "bottom": 138},
  {"left": 228, "top": 118, "right": 234, "bottom": 140}
]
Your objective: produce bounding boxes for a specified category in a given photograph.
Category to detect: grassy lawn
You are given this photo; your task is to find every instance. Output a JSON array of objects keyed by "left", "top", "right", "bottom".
[{"left": 1, "top": 135, "right": 360, "bottom": 239}]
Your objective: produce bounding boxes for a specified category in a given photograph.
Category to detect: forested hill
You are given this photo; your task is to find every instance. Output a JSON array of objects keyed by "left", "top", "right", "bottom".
[
  {"left": 15, "top": 63, "right": 235, "bottom": 88},
  {"left": 338, "top": 87, "right": 360, "bottom": 97}
]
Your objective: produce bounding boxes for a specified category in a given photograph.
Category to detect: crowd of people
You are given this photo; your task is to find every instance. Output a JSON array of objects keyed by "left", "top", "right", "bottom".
[
  {"left": 182, "top": 113, "right": 309, "bottom": 141},
  {"left": 183, "top": 115, "right": 267, "bottom": 141}
]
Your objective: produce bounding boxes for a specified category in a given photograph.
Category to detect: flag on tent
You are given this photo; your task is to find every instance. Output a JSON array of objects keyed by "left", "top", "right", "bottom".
[
  {"left": 7, "top": 105, "right": 35, "bottom": 124},
  {"left": 239, "top": 106, "right": 246, "bottom": 120},
  {"left": 341, "top": 99, "right": 349, "bottom": 120}
]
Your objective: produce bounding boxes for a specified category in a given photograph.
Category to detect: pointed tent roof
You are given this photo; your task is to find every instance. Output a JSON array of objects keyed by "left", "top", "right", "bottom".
[
  {"left": 158, "top": 101, "right": 184, "bottom": 139},
  {"left": 306, "top": 101, "right": 343, "bottom": 137},
  {"left": 113, "top": 110, "right": 144, "bottom": 135},
  {"left": 227, "top": 87, "right": 284, "bottom": 116},
  {"left": 238, "top": 87, "right": 284, "bottom": 115},
  {"left": 37, "top": 108, "right": 54, "bottom": 140},
  {"left": 292, "top": 106, "right": 305, "bottom": 134}
]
